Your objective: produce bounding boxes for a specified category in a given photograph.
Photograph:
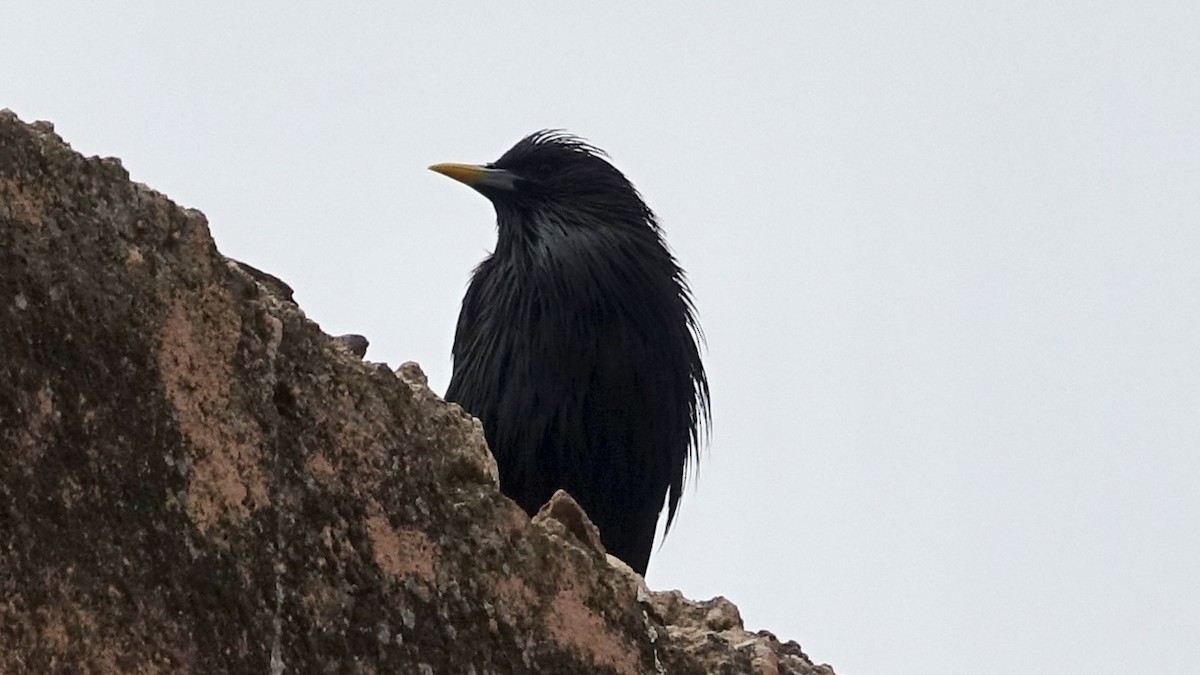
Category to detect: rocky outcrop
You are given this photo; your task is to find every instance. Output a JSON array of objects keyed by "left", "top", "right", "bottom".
[{"left": 0, "top": 110, "right": 834, "bottom": 674}]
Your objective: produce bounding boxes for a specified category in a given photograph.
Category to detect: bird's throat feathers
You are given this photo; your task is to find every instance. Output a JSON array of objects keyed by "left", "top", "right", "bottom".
[{"left": 493, "top": 199, "right": 660, "bottom": 262}]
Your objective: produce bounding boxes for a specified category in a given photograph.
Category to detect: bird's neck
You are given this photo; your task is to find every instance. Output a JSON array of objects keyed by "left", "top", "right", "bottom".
[{"left": 493, "top": 207, "right": 573, "bottom": 263}]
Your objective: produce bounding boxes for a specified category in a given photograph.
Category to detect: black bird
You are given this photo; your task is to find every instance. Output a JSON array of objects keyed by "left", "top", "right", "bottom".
[{"left": 430, "top": 131, "right": 709, "bottom": 574}]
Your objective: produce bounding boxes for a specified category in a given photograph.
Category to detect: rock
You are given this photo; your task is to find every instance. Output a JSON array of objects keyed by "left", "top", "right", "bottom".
[
  {"left": 333, "top": 333, "right": 370, "bottom": 358},
  {"left": 227, "top": 257, "right": 296, "bottom": 304},
  {"left": 532, "top": 489, "right": 607, "bottom": 561},
  {"left": 650, "top": 591, "right": 836, "bottom": 675},
  {"left": 0, "top": 109, "right": 835, "bottom": 674}
]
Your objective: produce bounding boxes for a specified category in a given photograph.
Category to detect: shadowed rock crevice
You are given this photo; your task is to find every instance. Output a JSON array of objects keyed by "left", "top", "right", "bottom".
[{"left": 0, "top": 110, "right": 834, "bottom": 674}]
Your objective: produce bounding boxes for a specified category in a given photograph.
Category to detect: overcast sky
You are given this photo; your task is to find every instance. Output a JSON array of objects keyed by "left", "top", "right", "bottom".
[{"left": 6, "top": 3, "right": 1199, "bottom": 673}]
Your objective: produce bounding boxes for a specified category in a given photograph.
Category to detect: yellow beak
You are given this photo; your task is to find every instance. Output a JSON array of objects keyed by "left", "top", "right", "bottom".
[
  {"left": 428, "top": 162, "right": 486, "bottom": 186},
  {"left": 429, "top": 163, "right": 518, "bottom": 192}
]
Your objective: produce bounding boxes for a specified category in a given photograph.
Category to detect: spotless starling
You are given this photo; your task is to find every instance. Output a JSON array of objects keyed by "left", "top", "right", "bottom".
[{"left": 430, "top": 131, "right": 709, "bottom": 574}]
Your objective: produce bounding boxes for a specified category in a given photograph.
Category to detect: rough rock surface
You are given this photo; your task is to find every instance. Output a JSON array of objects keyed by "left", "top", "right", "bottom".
[
  {"left": 650, "top": 593, "right": 834, "bottom": 675},
  {"left": 0, "top": 110, "right": 835, "bottom": 674}
]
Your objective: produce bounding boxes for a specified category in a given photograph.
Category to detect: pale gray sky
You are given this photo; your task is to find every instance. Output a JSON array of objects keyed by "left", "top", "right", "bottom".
[{"left": 6, "top": 3, "right": 1199, "bottom": 673}]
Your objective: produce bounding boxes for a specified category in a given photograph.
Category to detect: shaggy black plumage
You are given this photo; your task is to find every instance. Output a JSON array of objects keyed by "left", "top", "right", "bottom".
[{"left": 430, "top": 131, "right": 709, "bottom": 574}]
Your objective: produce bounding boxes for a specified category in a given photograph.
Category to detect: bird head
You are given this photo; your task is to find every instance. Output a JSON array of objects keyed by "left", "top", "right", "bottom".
[{"left": 429, "top": 131, "right": 656, "bottom": 236}]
